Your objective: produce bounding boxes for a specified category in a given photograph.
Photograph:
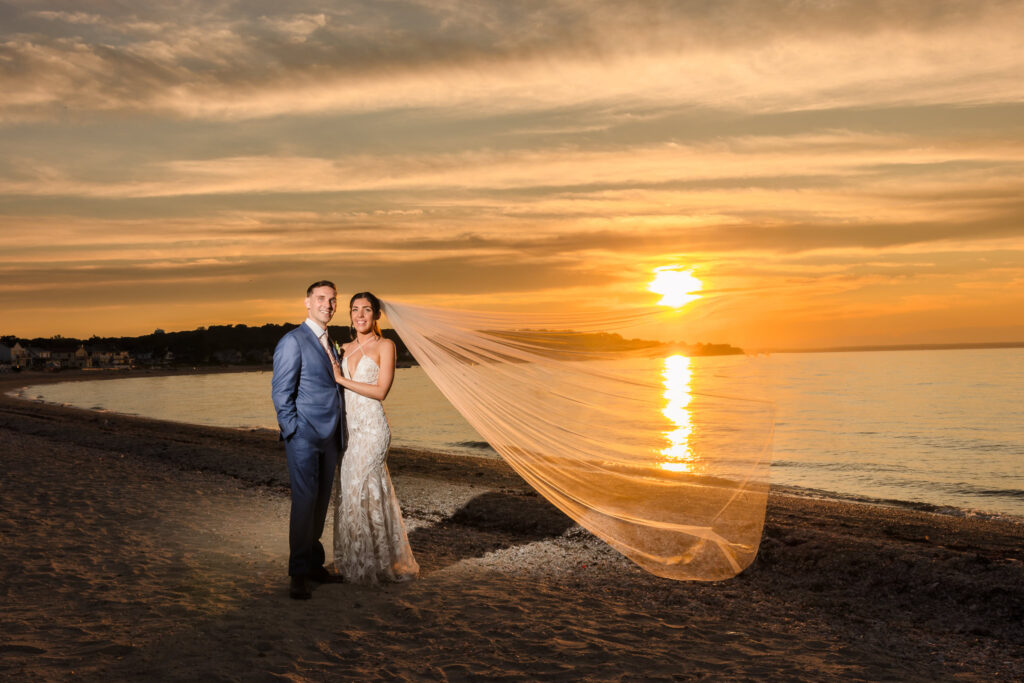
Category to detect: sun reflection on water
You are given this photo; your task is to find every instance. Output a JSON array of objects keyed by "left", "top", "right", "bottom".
[{"left": 660, "top": 354, "right": 699, "bottom": 472}]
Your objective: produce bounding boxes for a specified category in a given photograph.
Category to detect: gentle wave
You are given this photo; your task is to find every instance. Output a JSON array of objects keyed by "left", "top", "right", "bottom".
[
  {"left": 970, "top": 488, "right": 1024, "bottom": 500},
  {"left": 452, "top": 440, "right": 497, "bottom": 451},
  {"left": 771, "top": 459, "right": 913, "bottom": 474},
  {"left": 937, "top": 482, "right": 1024, "bottom": 500}
]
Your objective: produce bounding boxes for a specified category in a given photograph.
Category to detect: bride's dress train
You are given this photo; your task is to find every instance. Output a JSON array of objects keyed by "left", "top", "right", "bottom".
[{"left": 332, "top": 353, "right": 419, "bottom": 584}]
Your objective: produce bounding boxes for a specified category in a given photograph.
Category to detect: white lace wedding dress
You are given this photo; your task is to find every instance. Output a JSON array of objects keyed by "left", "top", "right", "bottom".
[{"left": 332, "top": 353, "right": 419, "bottom": 583}]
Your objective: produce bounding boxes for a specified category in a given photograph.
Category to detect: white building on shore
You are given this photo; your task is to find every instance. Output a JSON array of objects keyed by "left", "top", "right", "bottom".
[{"left": 0, "top": 342, "right": 33, "bottom": 369}]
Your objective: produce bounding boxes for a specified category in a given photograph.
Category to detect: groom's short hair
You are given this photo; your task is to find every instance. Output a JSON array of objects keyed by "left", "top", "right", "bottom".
[{"left": 306, "top": 280, "right": 336, "bottom": 296}]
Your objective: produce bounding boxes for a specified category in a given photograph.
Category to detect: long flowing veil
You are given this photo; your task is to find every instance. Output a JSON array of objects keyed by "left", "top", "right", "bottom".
[{"left": 381, "top": 299, "right": 773, "bottom": 581}]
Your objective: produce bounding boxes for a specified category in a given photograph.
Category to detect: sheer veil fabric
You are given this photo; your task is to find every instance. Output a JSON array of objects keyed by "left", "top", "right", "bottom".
[{"left": 381, "top": 300, "right": 773, "bottom": 581}]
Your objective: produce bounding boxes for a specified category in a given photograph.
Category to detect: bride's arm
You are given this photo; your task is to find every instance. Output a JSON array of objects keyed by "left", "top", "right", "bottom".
[{"left": 330, "top": 339, "right": 397, "bottom": 401}]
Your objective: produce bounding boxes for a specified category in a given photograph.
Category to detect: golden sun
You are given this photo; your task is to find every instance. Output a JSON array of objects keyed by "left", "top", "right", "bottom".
[{"left": 648, "top": 266, "right": 702, "bottom": 308}]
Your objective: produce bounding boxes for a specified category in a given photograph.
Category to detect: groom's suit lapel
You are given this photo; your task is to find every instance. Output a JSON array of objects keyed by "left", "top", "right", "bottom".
[{"left": 300, "top": 323, "right": 335, "bottom": 378}]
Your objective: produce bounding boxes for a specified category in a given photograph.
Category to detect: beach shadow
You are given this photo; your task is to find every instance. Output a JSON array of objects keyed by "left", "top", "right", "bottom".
[{"left": 409, "top": 491, "right": 576, "bottom": 573}]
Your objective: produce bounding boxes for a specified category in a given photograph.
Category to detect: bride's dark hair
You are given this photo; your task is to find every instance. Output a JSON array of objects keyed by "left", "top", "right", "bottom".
[{"left": 349, "top": 291, "right": 382, "bottom": 339}]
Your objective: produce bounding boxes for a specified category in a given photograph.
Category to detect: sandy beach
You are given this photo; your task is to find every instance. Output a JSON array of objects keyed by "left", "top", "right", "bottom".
[{"left": 1, "top": 371, "right": 1022, "bottom": 681}]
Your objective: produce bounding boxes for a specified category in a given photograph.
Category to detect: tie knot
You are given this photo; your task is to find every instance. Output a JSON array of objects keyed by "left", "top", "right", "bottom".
[{"left": 318, "top": 330, "right": 332, "bottom": 355}]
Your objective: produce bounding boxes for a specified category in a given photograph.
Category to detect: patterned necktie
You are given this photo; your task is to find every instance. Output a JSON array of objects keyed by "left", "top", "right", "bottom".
[{"left": 318, "top": 331, "right": 333, "bottom": 358}]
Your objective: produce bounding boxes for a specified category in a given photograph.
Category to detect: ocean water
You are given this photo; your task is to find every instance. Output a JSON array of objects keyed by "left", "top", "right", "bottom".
[{"left": 11, "top": 348, "right": 1023, "bottom": 518}]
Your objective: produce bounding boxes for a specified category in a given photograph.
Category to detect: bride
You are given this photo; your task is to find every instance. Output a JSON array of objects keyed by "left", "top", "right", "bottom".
[{"left": 328, "top": 291, "right": 419, "bottom": 583}]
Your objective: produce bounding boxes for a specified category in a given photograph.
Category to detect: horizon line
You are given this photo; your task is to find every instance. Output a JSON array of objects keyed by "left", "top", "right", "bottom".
[{"left": 758, "top": 341, "right": 1024, "bottom": 354}]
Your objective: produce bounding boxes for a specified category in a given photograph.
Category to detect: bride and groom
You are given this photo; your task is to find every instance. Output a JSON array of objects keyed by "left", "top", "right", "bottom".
[{"left": 271, "top": 280, "right": 418, "bottom": 600}]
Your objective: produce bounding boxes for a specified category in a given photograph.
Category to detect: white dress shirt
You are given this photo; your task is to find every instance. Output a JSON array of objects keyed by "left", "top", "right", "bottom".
[{"left": 304, "top": 318, "right": 333, "bottom": 356}]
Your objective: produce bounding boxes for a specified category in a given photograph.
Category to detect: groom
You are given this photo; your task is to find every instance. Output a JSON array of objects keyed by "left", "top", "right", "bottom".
[{"left": 271, "top": 280, "right": 345, "bottom": 599}]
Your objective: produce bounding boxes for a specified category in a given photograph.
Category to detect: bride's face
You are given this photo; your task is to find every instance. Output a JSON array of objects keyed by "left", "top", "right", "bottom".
[{"left": 350, "top": 298, "right": 378, "bottom": 333}]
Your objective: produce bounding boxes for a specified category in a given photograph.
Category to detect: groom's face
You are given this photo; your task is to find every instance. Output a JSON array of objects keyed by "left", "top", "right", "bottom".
[{"left": 305, "top": 286, "right": 337, "bottom": 327}]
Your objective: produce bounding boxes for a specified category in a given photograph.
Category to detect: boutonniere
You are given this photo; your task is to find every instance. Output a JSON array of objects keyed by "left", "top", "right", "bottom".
[{"left": 332, "top": 340, "right": 342, "bottom": 356}]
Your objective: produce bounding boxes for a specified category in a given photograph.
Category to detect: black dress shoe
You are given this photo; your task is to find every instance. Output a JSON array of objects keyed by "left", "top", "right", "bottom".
[
  {"left": 289, "top": 575, "right": 312, "bottom": 600},
  {"left": 309, "top": 565, "right": 343, "bottom": 584}
]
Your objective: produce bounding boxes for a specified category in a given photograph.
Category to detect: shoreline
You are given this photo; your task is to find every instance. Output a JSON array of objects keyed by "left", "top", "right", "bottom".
[
  {"left": 1, "top": 371, "right": 1023, "bottom": 679},
  {"left": 5, "top": 368, "right": 1021, "bottom": 525}
]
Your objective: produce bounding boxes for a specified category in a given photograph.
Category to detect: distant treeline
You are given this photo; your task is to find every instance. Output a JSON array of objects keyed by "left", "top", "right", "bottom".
[
  {"left": 1, "top": 324, "right": 742, "bottom": 368},
  {"left": 0, "top": 324, "right": 414, "bottom": 367}
]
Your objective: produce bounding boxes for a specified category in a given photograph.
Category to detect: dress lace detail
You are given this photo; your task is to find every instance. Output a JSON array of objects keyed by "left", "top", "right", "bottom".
[{"left": 332, "top": 354, "right": 419, "bottom": 583}]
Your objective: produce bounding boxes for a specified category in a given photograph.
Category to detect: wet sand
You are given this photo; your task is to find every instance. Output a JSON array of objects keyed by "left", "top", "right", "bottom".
[{"left": 1, "top": 371, "right": 1022, "bottom": 681}]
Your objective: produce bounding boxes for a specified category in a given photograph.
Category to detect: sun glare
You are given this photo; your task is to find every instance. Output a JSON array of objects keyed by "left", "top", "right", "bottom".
[{"left": 649, "top": 266, "right": 702, "bottom": 308}]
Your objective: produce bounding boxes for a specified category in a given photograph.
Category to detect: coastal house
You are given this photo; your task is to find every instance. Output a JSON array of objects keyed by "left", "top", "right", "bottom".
[
  {"left": 0, "top": 343, "right": 53, "bottom": 369},
  {"left": 245, "top": 348, "right": 273, "bottom": 364},
  {"left": 48, "top": 345, "right": 92, "bottom": 369},
  {"left": 132, "top": 350, "right": 175, "bottom": 367},
  {"left": 212, "top": 348, "right": 244, "bottom": 364},
  {"left": 49, "top": 344, "right": 91, "bottom": 369},
  {"left": 50, "top": 349, "right": 75, "bottom": 368},
  {"left": 82, "top": 344, "right": 133, "bottom": 368},
  {"left": 9, "top": 342, "right": 31, "bottom": 368}
]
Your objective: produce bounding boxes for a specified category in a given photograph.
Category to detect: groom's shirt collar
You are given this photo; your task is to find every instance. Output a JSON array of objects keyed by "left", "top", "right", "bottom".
[{"left": 303, "top": 318, "right": 327, "bottom": 338}]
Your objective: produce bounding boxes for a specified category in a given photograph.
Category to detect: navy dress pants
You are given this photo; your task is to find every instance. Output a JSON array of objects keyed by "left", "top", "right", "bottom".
[{"left": 284, "top": 430, "right": 339, "bottom": 576}]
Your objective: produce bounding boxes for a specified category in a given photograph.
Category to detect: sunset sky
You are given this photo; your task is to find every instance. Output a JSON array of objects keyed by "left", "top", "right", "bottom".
[{"left": 2, "top": 1, "right": 1023, "bottom": 348}]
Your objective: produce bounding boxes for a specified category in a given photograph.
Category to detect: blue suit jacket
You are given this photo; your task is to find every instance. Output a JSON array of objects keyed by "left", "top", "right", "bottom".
[{"left": 271, "top": 324, "right": 344, "bottom": 448}]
